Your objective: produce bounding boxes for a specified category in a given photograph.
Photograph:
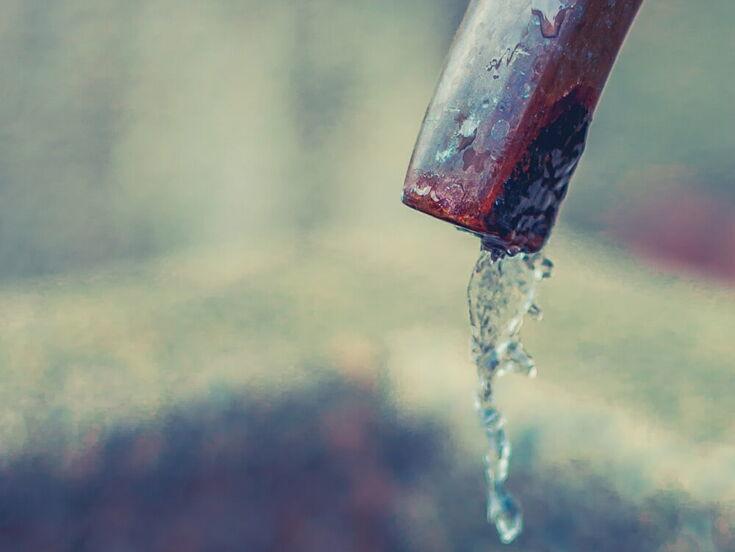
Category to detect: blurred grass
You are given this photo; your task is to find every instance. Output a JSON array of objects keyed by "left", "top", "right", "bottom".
[
  {"left": 1, "top": 226, "right": 733, "bottom": 505},
  {"left": 5, "top": 376, "right": 730, "bottom": 551}
]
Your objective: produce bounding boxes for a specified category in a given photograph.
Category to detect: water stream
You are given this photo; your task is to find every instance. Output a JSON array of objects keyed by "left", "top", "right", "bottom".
[{"left": 468, "top": 248, "right": 553, "bottom": 544}]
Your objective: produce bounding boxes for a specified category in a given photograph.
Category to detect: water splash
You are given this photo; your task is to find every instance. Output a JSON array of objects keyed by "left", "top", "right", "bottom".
[{"left": 468, "top": 248, "right": 553, "bottom": 543}]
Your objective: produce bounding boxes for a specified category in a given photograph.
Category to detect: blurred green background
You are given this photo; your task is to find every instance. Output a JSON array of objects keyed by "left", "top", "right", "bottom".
[{"left": 0, "top": 1, "right": 733, "bottom": 550}]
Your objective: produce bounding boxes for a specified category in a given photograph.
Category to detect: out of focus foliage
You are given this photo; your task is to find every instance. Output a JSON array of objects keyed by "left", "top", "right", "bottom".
[
  {"left": 3, "top": 377, "right": 731, "bottom": 551},
  {"left": 0, "top": 0, "right": 732, "bottom": 278}
]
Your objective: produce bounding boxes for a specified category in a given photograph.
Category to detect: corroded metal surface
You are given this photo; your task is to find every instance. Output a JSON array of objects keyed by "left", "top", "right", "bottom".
[{"left": 403, "top": 0, "right": 643, "bottom": 253}]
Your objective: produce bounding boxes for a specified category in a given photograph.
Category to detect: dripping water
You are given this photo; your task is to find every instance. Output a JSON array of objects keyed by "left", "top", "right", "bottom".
[{"left": 468, "top": 247, "right": 553, "bottom": 544}]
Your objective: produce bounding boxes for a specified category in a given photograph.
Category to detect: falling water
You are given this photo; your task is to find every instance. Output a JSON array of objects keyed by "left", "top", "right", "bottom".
[{"left": 468, "top": 247, "right": 553, "bottom": 544}]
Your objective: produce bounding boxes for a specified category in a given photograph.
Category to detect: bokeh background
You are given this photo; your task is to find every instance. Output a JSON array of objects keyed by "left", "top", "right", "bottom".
[{"left": 0, "top": 1, "right": 733, "bottom": 550}]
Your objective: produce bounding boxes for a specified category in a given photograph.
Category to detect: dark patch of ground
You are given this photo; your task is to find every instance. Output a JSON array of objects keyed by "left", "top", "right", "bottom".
[{"left": 0, "top": 377, "right": 730, "bottom": 551}]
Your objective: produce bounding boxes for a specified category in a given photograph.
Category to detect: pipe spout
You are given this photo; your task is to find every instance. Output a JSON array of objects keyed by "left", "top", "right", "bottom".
[{"left": 403, "top": 0, "right": 644, "bottom": 254}]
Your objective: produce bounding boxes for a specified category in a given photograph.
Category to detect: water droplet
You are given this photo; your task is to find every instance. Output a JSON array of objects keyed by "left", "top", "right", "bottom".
[
  {"left": 444, "top": 183, "right": 465, "bottom": 203},
  {"left": 459, "top": 116, "right": 479, "bottom": 138},
  {"left": 505, "top": 341, "right": 536, "bottom": 376},
  {"left": 521, "top": 83, "right": 532, "bottom": 100},
  {"left": 539, "top": 257, "right": 554, "bottom": 279},
  {"left": 531, "top": 5, "right": 573, "bottom": 39},
  {"left": 492, "top": 491, "right": 523, "bottom": 544},
  {"left": 479, "top": 406, "right": 503, "bottom": 428},
  {"left": 435, "top": 147, "right": 454, "bottom": 163},
  {"left": 413, "top": 183, "right": 432, "bottom": 197},
  {"left": 528, "top": 302, "right": 543, "bottom": 320},
  {"left": 491, "top": 119, "right": 510, "bottom": 140},
  {"left": 505, "top": 244, "right": 522, "bottom": 256}
]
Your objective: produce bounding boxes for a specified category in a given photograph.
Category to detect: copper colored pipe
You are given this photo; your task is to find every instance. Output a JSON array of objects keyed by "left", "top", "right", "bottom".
[{"left": 402, "top": 0, "right": 644, "bottom": 254}]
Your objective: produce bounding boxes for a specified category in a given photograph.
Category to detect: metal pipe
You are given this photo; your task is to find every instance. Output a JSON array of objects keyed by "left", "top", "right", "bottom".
[{"left": 402, "top": 0, "right": 644, "bottom": 254}]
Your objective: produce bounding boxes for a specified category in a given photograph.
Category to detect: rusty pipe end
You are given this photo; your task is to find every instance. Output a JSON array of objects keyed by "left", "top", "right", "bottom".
[{"left": 403, "top": 0, "right": 644, "bottom": 254}]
